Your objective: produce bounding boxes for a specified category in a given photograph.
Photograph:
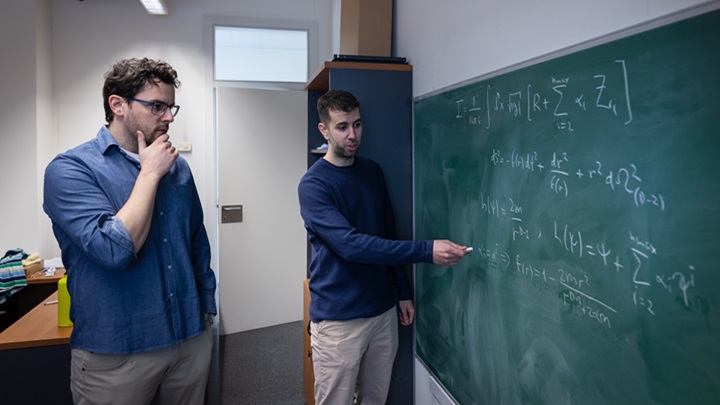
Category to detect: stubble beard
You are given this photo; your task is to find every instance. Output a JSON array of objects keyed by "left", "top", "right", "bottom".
[
  {"left": 126, "top": 121, "right": 168, "bottom": 149},
  {"left": 332, "top": 143, "right": 357, "bottom": 159}
]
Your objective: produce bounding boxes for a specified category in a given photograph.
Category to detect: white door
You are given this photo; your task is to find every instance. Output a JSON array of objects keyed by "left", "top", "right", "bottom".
[{"left": 216, "top": 87, "right": 307, "bottom": 335}]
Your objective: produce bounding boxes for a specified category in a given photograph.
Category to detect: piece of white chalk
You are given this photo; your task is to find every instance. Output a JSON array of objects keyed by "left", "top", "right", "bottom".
[{"left": 466, "top": 247, "right": 474, "bottom": 252}]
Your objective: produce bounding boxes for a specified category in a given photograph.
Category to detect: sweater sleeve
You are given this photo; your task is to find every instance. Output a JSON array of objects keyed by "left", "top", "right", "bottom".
[{"left": 298, "top": 171, "right": 433, "bottom": 267}]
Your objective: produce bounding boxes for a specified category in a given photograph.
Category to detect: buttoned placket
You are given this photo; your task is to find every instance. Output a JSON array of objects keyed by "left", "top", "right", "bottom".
[
  {"left": 157, "top": 198, "right": 183, "bottom": 341},
  {"left": 123, "top": 147, "right": 186, "bottom": 343}
]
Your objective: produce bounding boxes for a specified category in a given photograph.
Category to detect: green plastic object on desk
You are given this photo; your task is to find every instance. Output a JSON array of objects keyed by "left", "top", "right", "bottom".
[{"left": 58, "top": 274, "right": 73, "bottom": 327}]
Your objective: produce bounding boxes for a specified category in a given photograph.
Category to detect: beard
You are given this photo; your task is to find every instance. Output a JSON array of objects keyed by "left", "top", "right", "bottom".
[
  {"left": 332, "top": 144, "right": 353, "bottom": 158},
  {"left": 124, "top": 118, "right": 168, "bottom": 148},
  {"left": 328, "top": 139, "right": 359, "bottom": 158}
]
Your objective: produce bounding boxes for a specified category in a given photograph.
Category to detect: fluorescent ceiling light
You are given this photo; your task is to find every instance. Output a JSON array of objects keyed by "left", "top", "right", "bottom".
[{"left": 139, "top": 0, "right": 168, "bottom": 15}]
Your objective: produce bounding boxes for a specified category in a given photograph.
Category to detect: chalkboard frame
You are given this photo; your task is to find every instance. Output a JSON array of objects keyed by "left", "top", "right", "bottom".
[{"left": 413, "top": 2, "right": 720, "bottom": 404}]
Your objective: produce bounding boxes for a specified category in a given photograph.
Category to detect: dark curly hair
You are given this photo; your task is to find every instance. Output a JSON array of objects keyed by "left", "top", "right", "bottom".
[
  {"left": 102, "top": 58, "right": 181, "bottom": 123},
  {"left": 317, "top": 89, "right": 360, "bottom": 125}
]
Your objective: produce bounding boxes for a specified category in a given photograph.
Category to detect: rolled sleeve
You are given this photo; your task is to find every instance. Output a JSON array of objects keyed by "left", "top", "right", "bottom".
[{"left": 44, "top": 155, "right": 135, "bottom": 270}]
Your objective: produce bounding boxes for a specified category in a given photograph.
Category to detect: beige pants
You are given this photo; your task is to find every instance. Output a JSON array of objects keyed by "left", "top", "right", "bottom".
[
  {"left": 311, "top": 307, "right": 399, "bottom": 405},
  {"left": 70, "top": 329, "right": 213, "bottom": 405}
]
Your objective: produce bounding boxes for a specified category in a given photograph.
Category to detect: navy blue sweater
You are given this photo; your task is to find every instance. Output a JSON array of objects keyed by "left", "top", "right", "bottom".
[{"left": 298, "top": 157, "right": 433, "bottom": 322}]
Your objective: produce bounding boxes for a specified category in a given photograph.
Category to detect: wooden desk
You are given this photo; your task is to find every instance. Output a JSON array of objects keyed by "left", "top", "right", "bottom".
[
  {"left": 0, "top": 268, "right": 66, "bottom": 332},
  {"left": 27, "top": 266, "right": 65, "bottom": 284},
  {"left": 0, "top": 290, "right": 73, "bottom": 404},
  {"left": 0, "top": 290, "right": 72, "bottom": 350}
]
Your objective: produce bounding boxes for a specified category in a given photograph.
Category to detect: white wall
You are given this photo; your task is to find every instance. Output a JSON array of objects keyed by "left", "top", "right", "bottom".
[
  {"left": 394, "top": 0, "right": 711, "bottom": 403},
  {"left": 0, "top": 0, "right": 333, "bottom": 261},
  {"left": 396, "top": 0, "right": 709, "bottom": 97},
  {"left": 0, "top": 0, "right": 53, "bottom": 257}
]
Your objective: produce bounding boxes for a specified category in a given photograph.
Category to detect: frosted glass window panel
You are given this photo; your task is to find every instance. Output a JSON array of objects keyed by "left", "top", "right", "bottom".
[{"left": 215, "top": 26, "right": 308, "bottom": 83}]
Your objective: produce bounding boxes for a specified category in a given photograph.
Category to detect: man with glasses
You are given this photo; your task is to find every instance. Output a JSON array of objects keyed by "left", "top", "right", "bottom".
[{"left": 43, "top": 57, "right": 216, "bottom": 405}]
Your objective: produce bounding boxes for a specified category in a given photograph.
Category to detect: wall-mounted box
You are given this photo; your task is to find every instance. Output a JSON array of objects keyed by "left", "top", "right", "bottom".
[{"left": 340, "top": 0, "right": 392, "bottom": 57}]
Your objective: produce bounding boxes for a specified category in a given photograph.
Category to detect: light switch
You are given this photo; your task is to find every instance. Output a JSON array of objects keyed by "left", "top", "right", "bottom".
[{"left": 177, "top": 142, "right": 192, "bottom": 152}]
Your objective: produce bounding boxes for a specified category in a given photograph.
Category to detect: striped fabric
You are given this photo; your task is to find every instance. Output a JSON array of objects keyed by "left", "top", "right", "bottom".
[{"left": 0, "top": 250, "right": 28, "bottom": 304}]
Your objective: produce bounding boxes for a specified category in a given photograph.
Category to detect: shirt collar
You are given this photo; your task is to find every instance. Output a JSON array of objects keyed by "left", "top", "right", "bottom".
[
  {"left": 96, "top": 125, "right": 121, "bottom": 155},
  {"left": 96, "top": 125, "right": 140, "bottom": 167}
]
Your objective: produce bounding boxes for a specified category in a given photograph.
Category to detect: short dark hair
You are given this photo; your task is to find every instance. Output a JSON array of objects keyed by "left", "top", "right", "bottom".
[
  {"left": 102, "top": 58, "right": 180, "bottom": 123},
  {"left": 317, "top": 89, "right": 360, "bottom": 125}
]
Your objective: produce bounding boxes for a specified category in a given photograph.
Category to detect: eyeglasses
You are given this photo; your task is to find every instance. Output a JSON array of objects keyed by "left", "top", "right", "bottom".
[{"left": 127, "top": 97, "right": 180, "bottom": 117}]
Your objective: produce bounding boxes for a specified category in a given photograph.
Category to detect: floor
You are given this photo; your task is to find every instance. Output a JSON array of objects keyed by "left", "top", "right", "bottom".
[{"left": 220, "top": 320, "right": 307, "bottom": 405}]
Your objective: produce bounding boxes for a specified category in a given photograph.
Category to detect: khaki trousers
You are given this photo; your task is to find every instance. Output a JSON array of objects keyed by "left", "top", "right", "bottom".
[
  {"left": 311, "top": 307, "right": 399, "bottom": 405},
  {"left": 70, "top": 329, "right": 213, "bottom": 405}
]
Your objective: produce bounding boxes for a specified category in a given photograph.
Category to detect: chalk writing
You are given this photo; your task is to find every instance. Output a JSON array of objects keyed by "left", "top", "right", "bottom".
[
  {"left": 489, "top": 147, "right": 666, "bottom": 210},
  {"left": 470, "top": 186, "right": 700, "bottom": 325},
  {"left": 454, "top": 60, "right": 633, "bottom": 130}
]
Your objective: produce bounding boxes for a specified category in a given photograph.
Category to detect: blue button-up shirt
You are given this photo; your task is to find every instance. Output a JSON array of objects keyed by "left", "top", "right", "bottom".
[{"left": 43, "top": 126, "right": 217, "bottom": 354}]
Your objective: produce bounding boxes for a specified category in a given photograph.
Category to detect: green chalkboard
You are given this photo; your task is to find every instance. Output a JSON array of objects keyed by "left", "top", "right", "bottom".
[{"left": 414, "top": 7, "right": 720, "bottom": 405}]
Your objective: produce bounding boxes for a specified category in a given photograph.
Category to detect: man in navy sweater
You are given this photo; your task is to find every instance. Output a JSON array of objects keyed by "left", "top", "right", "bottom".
[{"left": 298, "top": 89, "right": 469, "bottom": 404}]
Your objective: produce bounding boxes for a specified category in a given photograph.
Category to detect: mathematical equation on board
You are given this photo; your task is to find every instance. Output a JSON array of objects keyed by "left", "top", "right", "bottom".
[
  {"left": 472, "top": 218, "right": 699, "bottom": 333},
  {"left": 453, "top": 60, "right": 633, "bottom": 131},
  {"left": 468, "top": 159, "right": 702, "bottom": 333},
  {"left": 489, "top": 148, "right": 666, "bottom": 212}
]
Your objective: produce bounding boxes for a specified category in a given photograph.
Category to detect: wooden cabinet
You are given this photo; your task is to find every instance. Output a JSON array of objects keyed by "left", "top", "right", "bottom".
[
  {"left": 303, "top": 61, "right": 414, "bottom": 405},
  {"left": 303, "top": 279, "right": 314, "bottom": 405}
]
